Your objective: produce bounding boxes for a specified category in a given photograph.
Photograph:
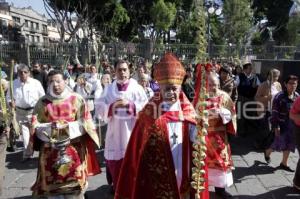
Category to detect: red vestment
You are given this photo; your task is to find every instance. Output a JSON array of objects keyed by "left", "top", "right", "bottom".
[
  {"left": 205, "top": 91, "right": 236, "bottom": 171},
  {"left": 115, "top": 92, "right": 209, "bottom": 199},
  {"left": 30, "top": 92, "right": 100, "bottom": 197}
]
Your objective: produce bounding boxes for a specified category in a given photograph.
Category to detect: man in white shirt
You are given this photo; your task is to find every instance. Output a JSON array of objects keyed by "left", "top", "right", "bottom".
[{"left": 7, "top": 64, "right": 45, "bottom": 161}]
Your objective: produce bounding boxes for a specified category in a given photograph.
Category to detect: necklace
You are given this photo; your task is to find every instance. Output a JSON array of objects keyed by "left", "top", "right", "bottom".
[{"left": 169, "top": 122, "right": 178, "bottom": 146}]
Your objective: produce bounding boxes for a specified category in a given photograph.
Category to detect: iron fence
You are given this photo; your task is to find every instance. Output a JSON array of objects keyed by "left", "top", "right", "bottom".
[{"left": 0, "top": 41, "right": 298, "bottom": 66}]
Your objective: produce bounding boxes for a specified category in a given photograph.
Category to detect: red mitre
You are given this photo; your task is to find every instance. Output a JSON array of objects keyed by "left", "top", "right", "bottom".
[{"left": 154, "top": 53, "right": 186, "bottom": 85}]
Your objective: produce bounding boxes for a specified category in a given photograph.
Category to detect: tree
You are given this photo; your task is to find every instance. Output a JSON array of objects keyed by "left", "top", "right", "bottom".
[
  {"left": 251, "top": 0, "right": 294, "bottom": 44},
  {"left": 251, "top": 31, "right": 264, "bottom": 45},
  {"left": 44, "top": 0, "right": 130, "bottom": 42},
  {"left": 43, "top": 0, "right": 131, "bottom": 65},
  {"left": 222, "top": 0, "right": 252, "bottom": 47},
  {"left": 117, "top": 0, "right": 194, "bottom": 42},
  {"left": 209, "top": 14, "right": 225, "bottom": 45},
  {"left": 175, "top": 11, "right": 197, "bottom": 43},
  {"left": 149, "top": 0, "right": 177, "bottom": 42},
  {"left": 43, "top": 0, "right": 90, "bottom": 43},
  {"left": 94, "top": 2, "right": 130, "bottom": 42},
  {"left": 286, "top": 14, "right": 300, "bottom": 45}
]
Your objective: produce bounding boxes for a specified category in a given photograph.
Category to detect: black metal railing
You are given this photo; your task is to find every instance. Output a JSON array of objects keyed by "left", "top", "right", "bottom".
[{"left": 0, "top": 41, "right": 297, "bottom": 66}]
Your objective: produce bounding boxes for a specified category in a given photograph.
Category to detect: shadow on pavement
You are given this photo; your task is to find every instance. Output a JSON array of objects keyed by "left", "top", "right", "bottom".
[
  {"left": 5, "top": 151, "right": 38, "bottom": 170},
  {"left": 233, "top": 160, "right": 277, "bottom": 183},
  {"left": 231, "top": 186, "right": 300, "bottom": 199},
  {"left": 10, "top": 196, "right": 38, "bottom": 199},
  {"left": 86, "top": 185, "right": 114, "bottom": 199},
  {"left": 230, "top": 136, "right": 259, "bottom": 156},
  {"left": 86, "top": 189, "right": 220, "bottom": 199},
  {"left": 10, "top": 187, "right": 300, "bottom": 199}
]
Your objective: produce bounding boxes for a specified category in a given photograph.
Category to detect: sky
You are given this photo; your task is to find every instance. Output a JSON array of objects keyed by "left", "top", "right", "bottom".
[{"left": 5, "top": 0, "right": 47, "bottom": 16}]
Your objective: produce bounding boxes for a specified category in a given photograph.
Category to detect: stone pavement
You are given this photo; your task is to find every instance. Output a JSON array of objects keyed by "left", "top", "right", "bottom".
[{"left": 2, "top": 135, "right": 300, "bottom": 199}]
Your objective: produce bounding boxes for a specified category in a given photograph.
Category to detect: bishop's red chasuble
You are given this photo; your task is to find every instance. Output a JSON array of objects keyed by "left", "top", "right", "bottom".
[{"left": 115, "top": 92, "right": 209, "bottom": 199}]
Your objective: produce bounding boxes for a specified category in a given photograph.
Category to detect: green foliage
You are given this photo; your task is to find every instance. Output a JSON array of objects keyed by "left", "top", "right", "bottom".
[
  {"left": 286, "top": 14, "right": 300, "bottom": 45},
  {"left": 49, "top": 0, "right": 250, "bottom": 48},
  {"left": 251, "top": 32, "right": 263, "bottom": 45},
  {"left": 194, "top": 0, "right": 208, "bottom": 62},
  {"left": 104, "top": 0, "right": 192, "bottom": 41},
  {"left": 117, "top": 0, "right": 154, "bottom": 41},
  {"left": 150, "top": 0, "right": 177, "bottom": 32},
  {"left": 48, "top": 0, "right": 201, "bottom": 42},
  {"left": 251, "top": 0, "right": 294, "bottom": 44},
  {"left": 181, "top": 0, "right": 194, "bottom": 11},
  {"left": 176, "top": 2, "right": 223, "bottom": 46},
  {"left": 210, "top": 15, "right": 225, "bottom": 45},
  {"left": 101, "top": 3, "right": 130, "bottom": 40},
  {"left": 176, "top": 12, "right": 197, "bottom": 43},
  {"left": 223, "top": 0, "right": 252, "bottom": 46}
]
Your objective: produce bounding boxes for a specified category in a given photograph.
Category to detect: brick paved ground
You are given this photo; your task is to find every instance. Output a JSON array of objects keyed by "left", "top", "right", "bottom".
[{"left": 2, "top": 135, "right": 300, "bottom": 199}]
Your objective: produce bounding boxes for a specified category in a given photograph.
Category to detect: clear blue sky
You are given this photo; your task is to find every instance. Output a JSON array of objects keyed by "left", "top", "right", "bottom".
[{"left": 5, "top": 0, "right": 47, "bottom": 16}]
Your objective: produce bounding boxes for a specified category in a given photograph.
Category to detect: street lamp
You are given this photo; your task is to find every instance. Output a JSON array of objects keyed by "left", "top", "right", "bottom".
[{"left": 205, "top": 0, "right": 222, "bottom": 58}]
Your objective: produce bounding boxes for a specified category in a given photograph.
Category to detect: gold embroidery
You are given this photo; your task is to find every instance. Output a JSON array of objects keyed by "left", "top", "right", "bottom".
[
  {"left": 58, "top": 163, "right": 72, "bottom": 177},
  {"left": 141, "top": 123, "right": 179, "bottom": 199}
]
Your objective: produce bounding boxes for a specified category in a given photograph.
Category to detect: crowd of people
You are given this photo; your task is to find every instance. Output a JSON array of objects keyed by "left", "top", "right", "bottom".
[{"left": 0, "top": 53, "right": 300, "bottom": 199}]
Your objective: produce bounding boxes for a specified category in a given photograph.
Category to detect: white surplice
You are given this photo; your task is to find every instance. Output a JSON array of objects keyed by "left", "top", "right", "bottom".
[
  {"left": 161, "top": 100, "right": 197, "bottom": 190},
  {"left": 161, "top": 101, "right": 184, "bottom": 189},
  {"left": 95, "top": 78, "right": 148, "bottom": 160}
]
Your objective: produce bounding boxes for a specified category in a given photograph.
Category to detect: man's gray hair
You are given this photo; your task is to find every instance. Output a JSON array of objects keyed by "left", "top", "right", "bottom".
[{"left": 17, "top": 63, "right": 30, "bottom": 72}]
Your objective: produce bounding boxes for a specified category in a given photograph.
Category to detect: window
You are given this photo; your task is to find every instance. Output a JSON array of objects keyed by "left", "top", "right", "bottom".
[
  {"left": 30, "top": 35, "right": 34, "bottom": 42},
  {"left": 36, "top": 23, "right": 39, "bottom": 30},
  {"left": 43, "top": 37, "right": 48, "bottom": 43},
  {"left": 42, "top": 24, "right": 47, "bottom": 31},
  {"left": 12, "top": 16, "right": 20, "bottom": 24},
  {"left": 36, "top": 36, "right": 40, "bottom": 42},
  {"left": 25, "top": 20, "right": 28, "bottom": 27},
  {"left": 1, "top": 20, "right": 7, "bottom": 27},
  {"left": 31, "top": 21, "right": 34, "bottom": 29}
]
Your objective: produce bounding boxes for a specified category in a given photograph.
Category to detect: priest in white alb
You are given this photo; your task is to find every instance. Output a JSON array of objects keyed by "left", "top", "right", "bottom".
[{"left": 95, "top": 59, "right": 148, "bottom": 191}]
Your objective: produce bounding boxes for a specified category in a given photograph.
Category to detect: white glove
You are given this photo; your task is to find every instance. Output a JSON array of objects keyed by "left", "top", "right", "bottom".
[{"left": 219, "top": 108, "right": 232, "bottom": 124}]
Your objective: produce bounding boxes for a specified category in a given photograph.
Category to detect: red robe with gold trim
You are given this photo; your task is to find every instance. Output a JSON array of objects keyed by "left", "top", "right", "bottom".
[
  {"left": 205, "top": 90, "right": 236, "bottom": 171},
  {"left": 30, "top": 92, "right": 100, "bottom": 197},
  {"left": 115, "top": 92, "right": 209, "bottom": 199}
]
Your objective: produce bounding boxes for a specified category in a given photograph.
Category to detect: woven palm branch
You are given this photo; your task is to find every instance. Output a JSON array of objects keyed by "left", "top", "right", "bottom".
[{"left": 191, "top": 63, "right": 210, "bottom": 199}]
